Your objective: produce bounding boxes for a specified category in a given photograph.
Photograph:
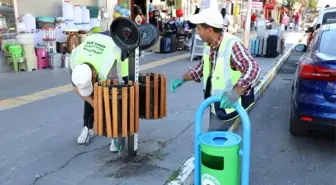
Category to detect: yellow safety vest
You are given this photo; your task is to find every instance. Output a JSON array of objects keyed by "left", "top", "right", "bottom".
[
  {"left": 203, "top": 33, "right": 242, "bottom": 115},
  {"left": 70, "top": 34, "right": 124, "bottom": 80},
  {"left": 121, "top": 58, "right": 129, "bottom": 77}
]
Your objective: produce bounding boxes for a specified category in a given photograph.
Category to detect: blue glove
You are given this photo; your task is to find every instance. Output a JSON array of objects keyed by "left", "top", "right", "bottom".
[
  {"left": 220, "top": 89, "right": 240, "bottom": 109},
  {"left": 170, "top": 78, "right": 185, "bottom": 93}
]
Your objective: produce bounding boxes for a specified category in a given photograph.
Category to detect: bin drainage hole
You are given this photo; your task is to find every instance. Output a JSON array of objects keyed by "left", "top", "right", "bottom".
[{"left": 212, "top": 137, "right": 227, "bottom": 144}]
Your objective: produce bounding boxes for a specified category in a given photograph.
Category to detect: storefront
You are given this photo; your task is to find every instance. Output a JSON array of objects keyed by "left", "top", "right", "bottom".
[
  {"left": 264, "top": 0, "right": 276, "bottom": 20},
  {"left": 0, "top": 0, "right": 115, "bottom": 72}
]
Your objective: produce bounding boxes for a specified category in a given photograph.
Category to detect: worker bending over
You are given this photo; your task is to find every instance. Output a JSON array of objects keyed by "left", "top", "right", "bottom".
[{"left": 70, "top": 33, "right": 129, "bottom": 151}]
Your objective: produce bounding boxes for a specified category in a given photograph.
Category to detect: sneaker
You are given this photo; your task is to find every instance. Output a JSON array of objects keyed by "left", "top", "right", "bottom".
[
  {"left": 110, "top": 139, "right": 119, "bottom": 152},
  {"left": 77, "top": 126, "right": 91, "bottom": 145},
  {"left": 89, "top": 129, "right": 96, "bottom": 137}
]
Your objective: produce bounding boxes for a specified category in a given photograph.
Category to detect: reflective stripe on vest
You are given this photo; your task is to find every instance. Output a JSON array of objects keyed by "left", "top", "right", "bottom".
[
  {"left": 202, "top": 33, "right": 243, "bottom": 114},
  {"left": 70, "top": 34, "right": 122, "bottom": 80}
]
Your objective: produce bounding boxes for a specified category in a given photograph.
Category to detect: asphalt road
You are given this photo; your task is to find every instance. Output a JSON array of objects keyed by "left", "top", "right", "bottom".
[{"left": 245, "top": 52, "right": 336, "bottom": 185}]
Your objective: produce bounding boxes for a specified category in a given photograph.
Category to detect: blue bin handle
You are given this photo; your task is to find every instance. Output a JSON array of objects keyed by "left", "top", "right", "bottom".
[{"left": 194, "top": 96, "right": 251, "bottom": 185}]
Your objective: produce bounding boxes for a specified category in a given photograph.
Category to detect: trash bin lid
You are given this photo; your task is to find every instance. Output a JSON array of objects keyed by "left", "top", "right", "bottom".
[{"left": 199, "top": 131, "right": 241, "bottom": 147}]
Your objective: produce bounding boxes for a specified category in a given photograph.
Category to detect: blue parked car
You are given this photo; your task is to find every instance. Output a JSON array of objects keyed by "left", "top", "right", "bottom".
[{"left": 290, "top": 23, "right": 336, "bottom": 136}]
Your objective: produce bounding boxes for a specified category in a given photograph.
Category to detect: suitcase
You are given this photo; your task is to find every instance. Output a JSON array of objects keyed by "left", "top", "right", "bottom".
[
  {"left": 256, "top": 36, "right": 264, "bottom": 56},
  {"left": 170, "top": 34, "right": 177, "bottom": 52},
  {"left": 160, "top": 37, "right": 172, "bottom": 53},
  {"left": 262, "top": 36, "right": 268, "bottom": 56},
  {"left": 260, "top": 37, "right": 264, "bottom": 56},
  {"left": 266, "top": 35, "right": 279, "bottom": 58},
  {"left": 153, "top": 36, "right": 162, "bottom": 53},
  {"left": 249, "top": 39, "right": 253, "bottom": 53},
  {"left": 250, "top": 39, "right": 255, "bottom": 55},
  {"left": 280, "top": 38, "right": 285, "bottom": 54},
  {"left": 254, "top": 39, "right": 259, "bottom": 56}
]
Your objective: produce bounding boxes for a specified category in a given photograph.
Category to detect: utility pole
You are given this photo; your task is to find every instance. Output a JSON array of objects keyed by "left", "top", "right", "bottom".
[{"left": 243, "top": 0, "right": 253, "bottom": 46}]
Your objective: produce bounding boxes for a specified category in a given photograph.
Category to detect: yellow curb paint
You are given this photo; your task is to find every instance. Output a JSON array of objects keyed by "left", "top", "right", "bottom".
[
  {"left": 0, "top": 53, "right": 189, "bottom": 111},
  {"left": 0, "top": 99, "right": 27, "bottom": 110}
]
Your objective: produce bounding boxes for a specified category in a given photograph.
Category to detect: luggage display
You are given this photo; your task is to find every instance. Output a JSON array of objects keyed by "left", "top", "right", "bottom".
[
  {"left": 170, "top": 34, "right": 177, "bottom": 52},
  {"left": 262, "top": 36, "right": 268, "bottom": 56},
  {"left": 280, "top": 38, "right": 285, "bottom": 54},
  {"left": 153, "top": 36, "right": 161, "bottom": 53},
  {"left": 254, "top": 39, "right": 259, "bottom": 56},
  {"left": 250, "top": 39, "right": 255, "bottom": 55},
  {"left": 256, "top": 36, "right": 264, "bottom": 56},
  {"left": 248, "top": 39, "right": 253, "bottom": 54},
  {"left": 177, "top": 33, "right": 186, "bottom": 51},
  {"left": 160, "top": 37, "right": 172, "bottom": 53},
  {"left": 266, "top": 35, "right": 279, "bottom": 58}
]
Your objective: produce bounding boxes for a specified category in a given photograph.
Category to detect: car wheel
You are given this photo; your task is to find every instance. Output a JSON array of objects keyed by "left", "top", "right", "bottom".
[{"left": 290, "top": 116, "right": 308, "bottom": 136}]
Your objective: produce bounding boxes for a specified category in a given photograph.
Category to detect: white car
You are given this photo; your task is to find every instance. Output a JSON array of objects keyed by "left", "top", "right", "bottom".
[{"left": 315, "top": 7, "right": 336, "bottom": 29}]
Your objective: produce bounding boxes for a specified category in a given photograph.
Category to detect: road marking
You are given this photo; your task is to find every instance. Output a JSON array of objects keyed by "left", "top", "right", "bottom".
[{"left": 0, "top": 53, "right": 189, "bottom": 111}]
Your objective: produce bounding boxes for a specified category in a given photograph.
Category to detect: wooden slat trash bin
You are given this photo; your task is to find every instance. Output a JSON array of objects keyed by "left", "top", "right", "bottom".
[
  {"left": 93, "top": 79, "right": 139, "bottom": 138},
  {"left": 138, "top": 73, "right": 167, "bottom": 119}
]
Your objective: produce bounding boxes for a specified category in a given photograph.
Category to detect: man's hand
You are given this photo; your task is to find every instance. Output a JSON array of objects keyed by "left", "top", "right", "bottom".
[{"left": 170, "top": 78, "right": 185, "bottom": 93}]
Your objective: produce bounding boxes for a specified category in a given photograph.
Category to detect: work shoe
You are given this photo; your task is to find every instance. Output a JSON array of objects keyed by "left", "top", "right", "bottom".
[{"left": 77, "top": 126, "right": 94, "bottom": 145}]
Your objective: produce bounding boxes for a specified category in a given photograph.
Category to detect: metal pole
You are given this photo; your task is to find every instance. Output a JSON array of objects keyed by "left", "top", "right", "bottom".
[
  {"left": 243, "top": 0, "right": 253, "bottom": 46},
  {"left": 146, "top": 0, "right": 149, "bottom": 23},
  {"left": 127, "top": 47, "right": 139, "bottom": 157}
]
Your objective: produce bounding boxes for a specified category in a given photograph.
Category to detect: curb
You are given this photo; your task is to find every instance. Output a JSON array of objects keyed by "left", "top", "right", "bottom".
[{"left": 164, "top": 35, "right": 305, "bottom": 185}]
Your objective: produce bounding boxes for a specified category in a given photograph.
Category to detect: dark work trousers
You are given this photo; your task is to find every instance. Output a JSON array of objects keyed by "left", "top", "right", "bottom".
[
  {"left": 83, "top": 77, "right": 129, "bottom": 129},
  {"left": 83, "top": 101, "right": 94, "bottom": 129}
]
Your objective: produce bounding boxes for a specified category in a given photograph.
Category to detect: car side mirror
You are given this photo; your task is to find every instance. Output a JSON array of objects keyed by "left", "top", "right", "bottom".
[
  {"left": 315, "top": 23, "right": 321, "bottom": 30},
  {"left": 295, "top": 44, "right": 307, "bottom": 52}
]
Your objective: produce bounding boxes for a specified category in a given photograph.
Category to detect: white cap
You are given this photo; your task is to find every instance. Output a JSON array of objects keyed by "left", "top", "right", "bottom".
[
  {"left": 71, "top": 64, "right": 93, "bottom": 97},
  {"left": 189, "top": 8, "right": 223, "bottom": 29}
]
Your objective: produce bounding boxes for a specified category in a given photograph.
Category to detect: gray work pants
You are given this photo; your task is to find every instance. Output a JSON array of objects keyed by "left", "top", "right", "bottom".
[{"left": 208, "top": 112, "right": 235, "bottom": 132}]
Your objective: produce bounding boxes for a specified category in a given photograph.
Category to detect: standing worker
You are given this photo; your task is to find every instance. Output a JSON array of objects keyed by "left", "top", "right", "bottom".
[
  {"left": 70, "top": 33, "right": 129, "bottom": 152},
  {"left": 171, "top": 8, "right": 260, "bottom": 131}
]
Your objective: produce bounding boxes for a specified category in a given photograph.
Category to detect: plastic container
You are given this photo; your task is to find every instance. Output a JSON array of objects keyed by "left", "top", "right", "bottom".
[
  {"left": 63, "top": 53, "right": 70, "bottom": 68},
  {"left": 36, "top": 16, "right": 55, "bottom": 23},
  {"left": 0, "top": 14, "right": 7, "bottom": 30},
  {"left": 65, "top": 20, "right": 76, "bottom": 30},
  {"left": 75, "top": 23, "right": 83, "bottom": 30},
  {"left": 36, "top": 17, "right": 55, "bottom": 29},
  {"left": 42, "top": 27, "right": 56, "bottom": 40},
  {"left": 34, "top": 29, "right": 44, "bottom": 46},
  {"left": 81, "top": 6, "right": 90, "bottom": 24},
  {"left": 73, "top": 5, "right": 83, "bottom": 24},
  {"left": 63, "top": 1, "right": 74, "bottom": 20},
  {"left": 82, "top": 24, "right": 91, "bottom": 31},
  {"left": 55, "top": 17, "right": 67, "bottom": 42},
  {"left": 22, "top": 14, "right": 36, "bottom": 33},
  {"left": 48, "top": 53, "right": 62, "bottom": 69},
  {"left": 16, "top": 33, "right": 35, "bottom": 45},
  {"left": 2, "top": 28, "right": 18, "bottom": 49}
]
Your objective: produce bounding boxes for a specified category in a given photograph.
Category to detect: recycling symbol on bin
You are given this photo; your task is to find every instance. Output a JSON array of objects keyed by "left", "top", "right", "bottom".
[{"left": 201, "top": 174, "right": 220, "bottom": 185}]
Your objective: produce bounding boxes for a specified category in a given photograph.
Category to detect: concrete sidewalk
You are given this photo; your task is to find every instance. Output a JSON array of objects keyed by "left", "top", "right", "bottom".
[
  {"left": 165, "top": 31, "right": 306, "bottom": 185},
  {"left": 0, "top": 32, "right": 304, "bottom": 185}
]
